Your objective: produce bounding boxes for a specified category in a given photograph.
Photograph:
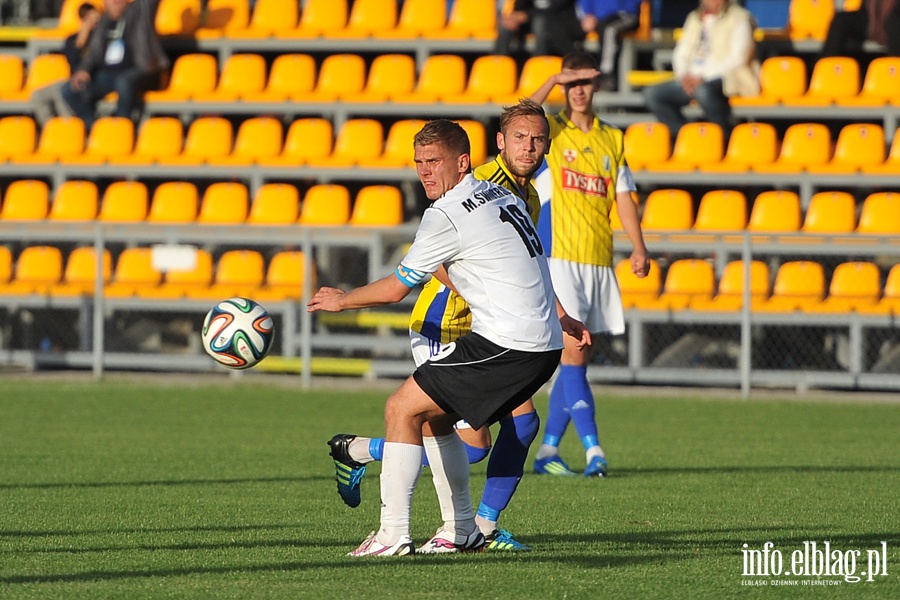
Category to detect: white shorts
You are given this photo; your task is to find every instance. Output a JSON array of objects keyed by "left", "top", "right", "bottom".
[{"left": 548, "top": 258, "right": 625, "bottom": 335}]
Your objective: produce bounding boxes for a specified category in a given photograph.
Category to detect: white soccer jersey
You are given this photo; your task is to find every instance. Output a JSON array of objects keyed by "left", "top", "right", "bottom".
[{"left": 396, "top": 174, "right": 563, "bottom": 352}]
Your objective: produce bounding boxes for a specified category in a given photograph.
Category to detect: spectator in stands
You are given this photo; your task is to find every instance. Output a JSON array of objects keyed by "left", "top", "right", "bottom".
[
  {"left": 821, "top": 0, "right": 900, "bottom": 57},
  {"left": 642, "top": 0, "right": 759, "bottom": 142},
  {"left": 30, "top": 2, "right": 100, "bottom": 126},
  {"left": 61, "top": 0, "right": 169, "bottom": 129},
  {"left": 495, "top": 0, "right": 585, "bottom": 58},
  {"left": 578, "top": 0, "right": 643, "bottom": 91}
]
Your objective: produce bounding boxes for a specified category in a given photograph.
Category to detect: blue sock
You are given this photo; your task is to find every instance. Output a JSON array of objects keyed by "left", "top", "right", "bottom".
[
  {"left": 559, "top": 365, "right": 600, "bottom": 450},
  {"left": 464, "top": 442, "right": 491, "bottom": 464},
  {"left": 541, "top": 375, "right": 570, "bottom": 447},
  {"left": 368, "top": 436, "right": 488, "bottom": 466},
  {"left": 368, "top": 437, "right": 385, "bottom": 461},
  {"left": 478, "top": 411, "right": 540, "bottom": 519}
]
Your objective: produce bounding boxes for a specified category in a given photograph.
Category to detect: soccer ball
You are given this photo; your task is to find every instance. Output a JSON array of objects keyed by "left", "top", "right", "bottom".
[{"left": 201, "top": 297, "right": 274, "bottom": 369}]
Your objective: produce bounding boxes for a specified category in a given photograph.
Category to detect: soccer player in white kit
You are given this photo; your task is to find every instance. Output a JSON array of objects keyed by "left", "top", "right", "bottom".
[{"left": 308, "top": 120, "right": 589, "bottom": 557}]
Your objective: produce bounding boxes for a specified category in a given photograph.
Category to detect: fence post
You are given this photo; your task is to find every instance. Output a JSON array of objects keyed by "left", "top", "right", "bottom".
[
  {"left": 92, "top": 223, "right": 105, "bottom": 379},
  {"left": 740, "top": 232, "right": 752, "bottom": 397},
  {"left": 300, "top": 228, "right": 313, "bottom": 390}
]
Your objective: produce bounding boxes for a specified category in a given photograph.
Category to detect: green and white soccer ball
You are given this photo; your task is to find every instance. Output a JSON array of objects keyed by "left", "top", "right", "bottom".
[{"left": 201, "top": 297, "right": 274, "bottom": 369}]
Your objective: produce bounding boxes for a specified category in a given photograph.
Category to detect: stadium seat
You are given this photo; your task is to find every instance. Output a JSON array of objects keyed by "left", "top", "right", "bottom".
[
  {"left": 378, "top": 0, "right": 445, "bottom": 38},
  {"left": 31, "top": 0, "right": 102, "bottom": 39},
  {"left": 752, "top": 260, "right": 826, "bottom": 312},
  {"left": 247, "top": 183, "right": 300, "bottom": 225},
  {"left": 458, "top": 120, "right": 487, "bottom": 166},
  {"left": 146, "top": 182, "right": 199, "bottom": 223},
  {"left": 442, "top": 55, "right": 518, "bottom": 104},
  {"left": 747, "top": 191, "right": 802, "bottom": 233},
  {"left": 256, "top": 250, "right": 313, "bottom": 301},
  {"left": 0, "top": 116, "right": 37, "bottom": 161},
  {"left": 98, "top": 181, "right": 149, "bottom": 222},
  {"left": 623, "top": 122, "right": 671, "bottom": 170},
  {"left": 615, "top": 257, "right": 661, "bottom": 308},
  {"left": 291, "top": 53, "right": 366, "bottom": 102},
  {"left": 115, "top": 116, "right": 183, "bottom": 165},
  {"left": 645, "top": 122, "right": 723, "bottom": 171},
  {"left": 0, "top": 246, "right": 11, "bottom": 284},
  {"left": 807, "top": 261, "right": 881, "bottom": 313},
  {"left": 308, "top": 118, "right": 383, "bottom": 167},
  {"left": 0, "top": 179, "right": 49, "bottom": 220},
  {"left": 429, "top": 0, "right": 497, "bottom": 40},
  {"left": 2, "top": 54, "right": 71, "bottom": 102},
  {"left": 801, "top": 191, "right": 856, "bottom": 233},
  {"left": 265, "top": 117, "right": 333, "bottom": 166},
  {"left": 0, "top": 245, "right": 63, "bottom": 295},
  {"left": 143, "top": 53, "right": 218, "bottom": 102},
  {"left": 393, "top": 54, "right": 467, "bottom": 103},
  {"left": 196, "top": 182, "right": 249, "bottom": 224},
  {"left": 693, "top": 190, "right": 747, "bottom": 231},
  {"left": 505, "top": 56, "right": 565, "bottom": 105},
  {"left": 867, "top": 264, "right": 900, "bottom": 314},
  {"left": 856, "top": 192, "right": 900, "bottom": 234},
  {"left": 71, "top": 116, "right": 134, "bottom": 164},
  {"left": 788, "top": 0, "right": 834, "bottom": 40},
  {"left": 155, "top": 0, "right": 202, "bottom": 35},
  {"left": 189, "top": 249, "right": 265, "bottom": 299},
  {"left": 808, "top": 123, "right": 885, "bottom": 173},
  {"left": 730, "top": 56, "right": 806, "bottom": 106},
  {"left": 298, "top": 184, "right": 351, "bottom": 226},
  {"left": 783, "top": 57, "right": 860, "bottom": 106},
  {"left": 161, "top": 116, "right": 232, "bottom": 165},
  {"left": 141, "top": 248, "right": 213, "bottom": 299},
  {"left": 194, "top": 0, "right": 250, "bottom": 38},
  {"left": 195, "top": 53, "right": 266, "bottom": 101},
  {"left": 638, "top": 259, "right": 716, "bottom": 310},
  {"left": 48, "top": 180, "right": 98, "bottom": 221},
  {"left": 640, "top": 189, "right": 694, "bottom": 231},
  {"left": 242, "top": 53, "right": 316, "bottom": 102},
  {"left": 841, "top": 57, "right": 900, "bottom": 106},
  {"left": 702, "top": 122, "right": 777, "bottom": 172},
  {"left": 755, "top": 123, "right": 832, "bottom": 173},
  {"left": 104, "top": 247, "right": 163, "bottom": 298},
  {"left": 335, "top": 0, "right": 397, "bottom": 38},
  {"left": 341, "top": 54, "right": 416, "bottom": 102},
  {"left": 284, "top": 0, "right": 347, "bottom": 38},
  {"left": 50, "top": 246, "right": 112, "bottom": 296},
  {"left": 862, "top": 127, "right": 900, "bottom": 175},
  {"left": 242, "top": 0, "right": 299, "bottom": 37},
  {"left": 15, "top": 116, "right": 84, "bottom": 164},
  {"left": 0, "top": 55, "right": 24, "bottom": 98},
  {"left": 370, "top": 119, "right": 427, "bottom": 167},
  {"left": 211, "top": 116, "right": 282, "bottom": 165},
  {"left": 691, "top": 260, "right": 770, "bottom": 311},
  {"left": 350, "top": 185, "right": 404, "bottom": 226}
]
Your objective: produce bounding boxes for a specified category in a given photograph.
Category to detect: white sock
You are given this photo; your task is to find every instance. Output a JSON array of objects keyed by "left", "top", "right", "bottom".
[
  {"left": 423, "top": 433, "right": 476, "bottom": 537},
  {"left": 586, "top": 445, "right": 606, "bottom": 463},
  {"left": 535, "top": 443, "right": 559, "bottom": 460},
  {"left": 377, "top": 442, "right": 422, "bottom": 545},
  {"left": 348, "top": 436, "right": 375, "bottom": 464},
  {"left": 475, "top": 515, "right": 497, "bottom": 537}
]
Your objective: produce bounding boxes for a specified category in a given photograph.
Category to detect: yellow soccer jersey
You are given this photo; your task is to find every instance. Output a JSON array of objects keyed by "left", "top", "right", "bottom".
[
  {"left": 408, "top": 155, "right": 541, "bottom": 343},
  {"left": 545, "top": 110, "right": 630, "bottom": 267}
]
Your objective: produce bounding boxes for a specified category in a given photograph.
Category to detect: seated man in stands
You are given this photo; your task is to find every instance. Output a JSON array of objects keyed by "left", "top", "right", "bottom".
[
  {"left": 578, "top": 0, "right": 643, "bottom": 91},
  {"left": 495, "top": 0, "right": 585, "bottom": 58},
  {"left": 643, "top": 0, "right": 759, "bottom": 143},
  {"left": 821, "top": 0, "right": 900, "bottom": 57},
  {"left": 61, "top": 0, "right": 169, "bottom": 129}
]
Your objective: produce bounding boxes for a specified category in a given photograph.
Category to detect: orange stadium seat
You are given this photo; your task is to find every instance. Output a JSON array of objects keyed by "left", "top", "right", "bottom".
[
  {"left": 211, "top": 116, "right": 283, "bottom": 165},
  {"left": 639, "top": 259, "right": 716, "bottom": 310},
  {"left": 141, "top": 248, "right": 213, "bottom": 299},
  {"left": 693, "top": 190, "right": 747, "bottom": 231},
  {"left": 298, "top": 184, "right": 351, "bottom": 226},
  {"left": 616, "top": 258, "right": 661, "bottom": 308},
  {"left": 189, "top": 249, "right": 265, "bottom": 299},
  {"left": 0, "top": 246, "right": 11, "bottom": 285},
  {"left": 458, "top": 120, "right": 487, "bottom": 166},
  {"left": 856, "top": 192, "right": 900, "bottom": 234},
  {"left": 247, "top": 183, "right": 300, "bottom": 225},
  {"left": 393, "top": 54, "right": 467, "bottom": 103},
  {"left": 507, "top": 56, "right": 565, "bottom": 105},
  {"left": 155, "top": 0, "right": 202, "bottom": 36},
  {"left": 143, "top": 53, "right": 218, "bottom": 102},
  {"left": 48, "top": 180, "right": 98, "bottom": 221},
  {"left": 747, "top": 191, "right": 802, "bottom": 233},
  {"left": 98, "top": 181, "right": 149, "bottom": 222},
  {"left": 196, "top": 182, "right": 249, "bottom": 225},
  {"left": 808, "top": 123, "right": 885, "bottom": 173},
  {"left": 0, "top": 54, "right": 70, "bottom": 102},
  {"left": 370, "top": 119, "right": 427, "bottom": 167},
  {"left": 342, "top": 54, "right": 417, "bottom": 102},
  {"left": 640, "top": 189, "right": 693, "bottom": 231},
  {"left": 755, "top": 123, "right": 832, "bottom": 173},
  {"left": 752, "top": 260, "right": 826, "bottom": 312},
  {"left": 872, "top": 265, "right": 900, "bottom": 314},
  {"left": 646, "top": 122, "right": 723, "bottom": 171},
  {"left": 731, "top": 56, "right": 806, "bottom": 106},
  {"left": 841, "top": 57, "right": 900, "bottom": 106},
  {"left": 863, "top": 127, "right": 900, "bottom": 174},
  {"left": 72, "top": 116, "right": 134, "bottom": 164},
  {"left": 0, "top": 116, "right": 37, "bottom": 160},
  {"left": 16, "top": 116, "right": 84, "bottom": 163},
  {"left": 788, "top": 0, "right": 834, "bottom": 40},
  {"left": 307, "top": 118, "right": 383, "bottom": 167},
  {"left": 807, "top": 261, "right": 881, "bottom": 313},
  {"left": 0, "top": 55, "right": 24, "bottom": 98},
  {"left": 443, "top": 55, "right": 518, "bottom": 104},
  {"left": 265, "top": 117, "right": 333, "bottom": 166},
  {"left": 350, "top": 186, "right": 404, "bottom": 226},
  {"left": 332, "top": 0, "right": 396, "bottom": 39},
  {"left": 116, "top": 117, "right": 183, "bottom": 165},
  {"left": 783, "top": 57, "right": 860, "bottom": 106},
  {"left": 691, "top": 260, "right": 770, "bottom": 311},
  {"left": 284, "top": 0, "right": 347, "bottom": 38},
  {"left": 195, "top": 53, "right": 266, "bottom": 101},
  {"left": 242, "top": 53, "right": 316, "bottom": 102},
  {"left": 31, "top": 0, "right": 101, "bottom": 39},
  {"left": 1, "top": 179, "right": 49, "bottom": 220},
  {"left": 623, "top": 122, "right": 671, "bottom": 170},
  {"left": 0, "top": 245, "right": 63, "bottom": 295},
  {"left": 379, "top": 0, "right": 446, "bottom": 38},
  {"left": 242, "top": 0, "right": 298, "bottom": 37},
  {"left": 50, "top": 246, "right": 112, "bottom": 296},
  {"left": 256, "top": 250, "right": 313, "bottom": 301},
  {"left": 703, "top": 122, "right": 777, "bottom": 172},
  {"left": 147, "top": 182, "right": 199, "bottom": 224},
  {"left": 195, "top": 0, "right": 250, "bottom": 38},
  {"left": 104, "top": 247, "right": 163, "bottom": 298},
  {"left": 161, "top": 116, "right": 232, "bottom": 165},
  {"left": 291, "top": 53, "right": 366, "bottom": 102},
  {"left": 801, "top": 191, "right": 856, "bottom": 233},
  {"left": 430, "top": 0, "right": 497, "bottom": 40}
]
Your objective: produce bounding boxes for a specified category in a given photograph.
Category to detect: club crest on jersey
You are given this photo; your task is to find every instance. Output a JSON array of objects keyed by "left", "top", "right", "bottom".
[
  {"left": 563, "top": 148, "right": 577, "bottom": 163},
  {"left": 561, "top": 167, "right": 610, "bottom": 196}
]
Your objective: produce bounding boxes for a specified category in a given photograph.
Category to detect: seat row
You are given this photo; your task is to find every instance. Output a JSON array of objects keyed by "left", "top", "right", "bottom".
[
  {"left": 0, "top": 180, "right": 404, "bottom": 226},
  {"left": 0, "top": 115, "right": 488, "bottom": 168},
  {"left": 625, "top": 121, "right": 900, "bottom": 174},
  {"left": 0, "top": 245, "right": 310, "bottom": 301},
  {"left": 617, "top": 258, "right": 900, "bottom": 314}
]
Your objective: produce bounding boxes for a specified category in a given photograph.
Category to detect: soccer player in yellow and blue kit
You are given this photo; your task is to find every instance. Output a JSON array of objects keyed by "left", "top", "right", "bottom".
[{"left": 529, "top": 52, "right": 651, "bottom": 477}]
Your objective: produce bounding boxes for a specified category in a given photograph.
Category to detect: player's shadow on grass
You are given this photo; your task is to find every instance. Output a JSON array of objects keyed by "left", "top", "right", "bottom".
[
  {"left": 0, "top": 475, "right": 330, "bottom": 491},
  {"left": 612, "top": 465, "right": 900, "bottom": 476}
]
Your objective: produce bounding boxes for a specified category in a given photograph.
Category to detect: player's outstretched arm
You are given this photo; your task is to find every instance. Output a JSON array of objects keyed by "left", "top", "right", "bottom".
[
  {"left": 615, "top": 191, "right": 650, "bottom": 278},
  {"left": 307, "top": 274, "right": 412, "bottom": 313},
  {"left": 528, "top": 68, "right": 601, "bottom": 105}
]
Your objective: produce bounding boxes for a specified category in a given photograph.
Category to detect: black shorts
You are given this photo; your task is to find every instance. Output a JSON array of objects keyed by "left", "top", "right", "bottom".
[{"left": 412, "top": 333, "right": 562, "bottom": 430}]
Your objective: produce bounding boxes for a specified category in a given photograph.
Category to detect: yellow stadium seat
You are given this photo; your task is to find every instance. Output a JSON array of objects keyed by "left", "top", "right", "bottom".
[
  {"left": 99, "top": 181, "right": 149, "bottom": 222},
  {"left": 1, "top": 179, "right": 49, "bottom": 220},
  {"left": 0, "top": 245, "right": 63, "bottom": 295},
  {"left": 752, "top": 260, "right": 826, "bottom": 312},
  {"left": 195, "top": 53, "right": 266, "bottom": 101},
  {"left": 308, "top": 118, "right": 383, "bottom": 167},
  {"left": 370, "top": 119, "right": 427, "bottom": 167},
  {"left": 116, "top": 117, "right": 183, "bottom": 165},
  {"left": 458, "top": 119, "right": 487, "bottom": 166},
  {"left": 430, "top": 0, "right": 497, "bottom": 40},
  {"left": 194, "top": 0, "right": 250, "bottom": 38},
  {"left": 640, "top": 189, "right": 693, "bottom": 231},
  {"left": 507, "top": 56, "right": 565, "bottom": 105},
  {"left": 265, "top": 118, "right": 333, "bottom": 166},
  {"left": 143, "top": 53, "right": 218, "bottom": 102},
  {"left": 196, "top": 182, "right": 249, "bottom": 225},
  {"left": 868, "top": 264, "right": 900, "bottom": 315},
  {"left": 841, "top": 57, "right": 900, "bottom": 106},
  {"left": 1, "top": 54, "right": 71, "bottom": 102},
  {"left": 646, "top": 122, "right": 723, "bottom": 171},
  {"left": 291, "top": 53, "right": 366, "bottom": 102},
  {"left": 801, "top": 191, "right": 856, "bottom": 233},
  {"left": 693, "top": 190, "right": 747, "bottom": 231},
  {"left": 247, "top": 184, "right": 300, "bottom": 225},
  {"left": 807, "top": 261, "right": 881, "bottom": 313},
  {"left": 256, "top": 250, "right": 313, "bottom": 301},
  {"left": 298, "top": 184, "right": 351, "bottom": 226},
  {"left": 442, "top": 54, "right": 518, "bottom": 104},
  {"left": 71, "top": 116, "right": 134, "bottom": 164},
  {"left": 147, "top": 182, "right": 199, "bottom": 224},
  {"left": 141, "top": 248, "right": 213, "bottom": 299},
  {"left": 242, "top": 53, "right": 315, "bottom": 102},
  {"left": 161, "top": 116, "right": 232, "bottom": 165},
  {"left": 243, "top": 0, "right": 299, "bottom": 37},
  {"left": 211, "top": 116, "right": 282, "bottom": 165},
  {"left": 788, "top": 0, "right": 834, "bottom": 40},
  {"left": 691, "top": 260, "right": 770, "bottom": 311},
  {"left": 350, "top": 186, "right": 403, "bottom": 226},
  {"left": 782, "top": 57, "right": 860, "bottom": 106},
  {"left": 16, "top": 116, "right": 84, "bottom": 164},
  {"left": 155, "top": 0, "right": 202, "bottom": 36},
  {"left": 747, "top": 191, "right": 802, "bottom": 233},
  {"left": 342, "top": 54, "right": 416, "bottom": 102},
  {"left": 378, "top": 0, "right": 445, "bottom": 39},
  {"left": 48, "top": 180, "right": 98, "bottom": 221},
  {"left": 393, "top": 54, "right": 467, "bottom": 103},
  {"left": 755, "top": 123, "right": 832, "bottom": 173},
  {"left": 856, "top": 192, "right": 900, "bottom": 234},
  {"left": 863, "top": 127, "right": 900, "bottom": 175},
  {"left": 616, "top": 258, "right": 661, "bottom": 308},
  {"left": 189, "top": 249, "right": 265, "bottom": 299},
  {"left": 0, "top": 116, "right": 37, "bottom": 161},
  {"left": 703, "top": 122, "right": 777, "bottom": 172},
  {"left": 639, "top": 259, "right": 716, "bottom": 310},
  {"left": 0, "top": 55, "right": 24, "bottom": 97},
  {"left": 104, "top": 247, "right": 163, "bottom": 298},
  {"left": 808, "top": 123, "right": 885, "bottom": 174},
  {"left": 31, "top": 0, "right": 102, "bottom": 39},
  {"left": 284, "top": 0, "right": 347, "bottom": 38},
  {"left": 51, "top": 246, "right": 112, "bottom": 296},
  {"left": 335, "top": 0, "right": 397, "bottom": 38},
  {"left": 623, "top": 122, "right": 671, "bottom": 170},
  {"left": 731, "top": 56, "right": 806, "bottom": 106},
  {"left": 0, "top": 246, "right": 11, "bottom": 284}
]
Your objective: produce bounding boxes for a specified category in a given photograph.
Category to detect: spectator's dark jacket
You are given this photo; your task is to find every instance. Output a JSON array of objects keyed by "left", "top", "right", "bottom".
[{"left": 79, "top": 0, "right": 169, "bottom": 75}]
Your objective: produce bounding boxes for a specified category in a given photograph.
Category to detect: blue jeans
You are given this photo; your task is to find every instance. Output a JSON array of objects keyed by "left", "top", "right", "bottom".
[
  {"left": 643, "top": 77, "right": 733, "bottom": 142},
  {"left": 61, "top": 67, "right": 156, "bottom": 129}
]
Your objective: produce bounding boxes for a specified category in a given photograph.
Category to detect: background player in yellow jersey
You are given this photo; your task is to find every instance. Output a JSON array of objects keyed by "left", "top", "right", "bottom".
[
  {"left": 529, "top": 52, "right": 650, "bottom": 477},
  {"left": 328, "top": 100, "right": 552, "bottom": 550}
]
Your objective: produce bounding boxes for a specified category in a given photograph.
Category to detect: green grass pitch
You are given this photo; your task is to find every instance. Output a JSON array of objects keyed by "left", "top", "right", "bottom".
[{"left": 0, "top": 377, "right": 898, "bottom": 599}]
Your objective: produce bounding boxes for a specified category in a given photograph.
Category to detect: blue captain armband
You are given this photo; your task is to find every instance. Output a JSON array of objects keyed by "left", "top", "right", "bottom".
[{"left": 394, "top": 264, "right": 428, "bottom": 288}]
